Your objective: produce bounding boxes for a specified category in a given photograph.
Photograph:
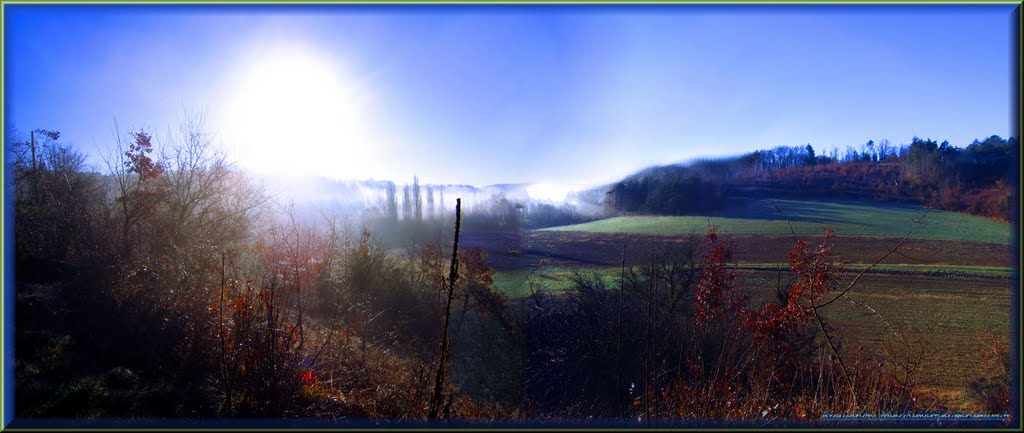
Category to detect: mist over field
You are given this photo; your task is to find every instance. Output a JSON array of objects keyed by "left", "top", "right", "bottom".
[{"left": 250, "top": 173, "right": 606, "bottom": 220}]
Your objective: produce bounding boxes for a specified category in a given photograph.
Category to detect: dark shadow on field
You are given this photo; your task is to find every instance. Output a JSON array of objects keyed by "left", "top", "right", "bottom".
[
  {"left": 465, "top": 226, "right": 1012, "bottom": 273},
  {"left": 462, "top": 197, "right": 981, "bottom": 275},
  {"left": 687, "top": 197, "right": 929, "bottom": 227},
  {"left": 506, "top": 232, "right": 1009, "bottom": 271},
  {"left": 460, "top": 230, "right": 615, "bottom": 271}
]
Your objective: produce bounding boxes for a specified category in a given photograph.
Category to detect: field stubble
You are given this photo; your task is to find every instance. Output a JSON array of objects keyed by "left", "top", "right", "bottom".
[{"left": 468, "top": 229, "right": 1012, "bottom": 412}]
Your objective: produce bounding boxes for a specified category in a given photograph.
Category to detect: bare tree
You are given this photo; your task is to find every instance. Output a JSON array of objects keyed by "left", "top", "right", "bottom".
[
  {"left": 403, "top": 184, "right": 412, "bottom": 222},
  {"left": 102, "top": 122, "right": 165, "bottom": 259},
  {"left": 385, "top": 181, "right": 399, "bottom": 223},
  {"left": 426, "top": 186, "right": 435, "bottom": 221},
  {"left": 156, "top": 111, "right": 267, "bottom": 260},
  {"left": 413, "top": 176, "right": 423, "bottom": 224}
]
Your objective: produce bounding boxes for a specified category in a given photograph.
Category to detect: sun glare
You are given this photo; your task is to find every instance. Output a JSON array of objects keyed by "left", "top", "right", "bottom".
[
  {"left": 220, "top": 43, "right": 371, "bottom": 178},
  {"left": 527, "top": 183, "right": 573, "bottom": 203}
]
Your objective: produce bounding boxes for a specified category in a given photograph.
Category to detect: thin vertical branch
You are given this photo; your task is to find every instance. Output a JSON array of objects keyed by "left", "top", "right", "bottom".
[
  {"left": 31, "top": 130, "right": 37, "bottom": 171},
  {"left": 429, "top": 198, "right": 461, "bottom": 420},
  {"left": 812, "top": 308, "right": 857, "bottom": 411},
  {"left": 816, "top": 211, "right": 926, "bottom": 309}
]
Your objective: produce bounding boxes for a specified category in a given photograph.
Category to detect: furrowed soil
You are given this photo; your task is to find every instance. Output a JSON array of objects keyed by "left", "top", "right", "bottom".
[
  {"left": 461, "top": 229, "right": 1013, "bottom": 411},
  {"left": 462, "top": 230, "right": 1012, "bottom": 271},
  {"left": 736, "top": 268, "right": 1010, "bottom": 410}
]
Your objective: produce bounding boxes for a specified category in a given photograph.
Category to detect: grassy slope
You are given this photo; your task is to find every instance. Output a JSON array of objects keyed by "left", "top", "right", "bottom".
[
  {"left": 539, "top": 198, "right": 1011, "bottom": 244},
  {"left": 523, "top": 198, "right": 1012, "bottom": 403},
  {"left": 493, "top": 264, "right": 1013, "bottom": 298},
  {"left": 492, "top": 265, "right": 1010, "bottom": 406},
  {"left": 492, "top": 267, "right": 625, "bottom": 298},
  {"left": 736, "top": 269, "right": 1010, "bottom": 404}
]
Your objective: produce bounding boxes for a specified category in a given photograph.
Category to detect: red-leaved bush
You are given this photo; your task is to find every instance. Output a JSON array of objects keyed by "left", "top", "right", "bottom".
[
  {"left": 692, "top": 226, "right": 745, "bottom": 323},
  {"left": 743, "top": 228, "right": 842, "bottom": 339},
  {"left": 673, "top": 225, "right": 919, "bottom": 419}
]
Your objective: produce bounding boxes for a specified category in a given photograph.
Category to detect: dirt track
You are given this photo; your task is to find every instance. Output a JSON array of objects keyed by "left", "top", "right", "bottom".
[{"left": 461, "top": 230, "right": 1014, "bottom": 271}]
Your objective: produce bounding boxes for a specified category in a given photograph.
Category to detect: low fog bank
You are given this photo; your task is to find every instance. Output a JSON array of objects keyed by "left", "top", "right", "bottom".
[{"left": 253, "top": 173, "right": 610, "bottom": 234}]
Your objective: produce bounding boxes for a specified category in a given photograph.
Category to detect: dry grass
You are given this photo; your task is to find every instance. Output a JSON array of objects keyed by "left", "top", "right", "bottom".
[{"left": 293, "top": 328, "right": 516, "bottom": 421}]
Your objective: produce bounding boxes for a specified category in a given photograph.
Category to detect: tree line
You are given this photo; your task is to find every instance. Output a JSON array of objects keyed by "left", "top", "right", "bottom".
[{"left": 606, "top": 135, "right": 1017, "bottom": 221}]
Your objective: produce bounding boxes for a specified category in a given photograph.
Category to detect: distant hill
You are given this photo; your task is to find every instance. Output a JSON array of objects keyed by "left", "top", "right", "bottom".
[{"left": 603, "top": 135, "right": 1018, "bottom": 222}]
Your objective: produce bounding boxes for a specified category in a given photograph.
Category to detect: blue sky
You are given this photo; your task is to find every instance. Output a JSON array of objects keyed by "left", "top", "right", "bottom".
[{"left": 4, "top": 4, "right": 1017, "bottom": 186}]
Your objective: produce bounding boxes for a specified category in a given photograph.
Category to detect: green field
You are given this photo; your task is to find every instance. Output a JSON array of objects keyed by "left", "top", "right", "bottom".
[
  {"left": 492, "top": 264, "right": 1011, "bottom": 406},
  {"left": 493, "top": 267, "right": 621, "bottom": 298},
  {"left": 494, "top": 264, "right": 1014, "bottom": 298},
  {"left": 736, "top": 263, "right": 1015, "bottom": 279},
  {"left": 520, "top": 198, "right": 1013, "bottom": 406},
  {"left": 540, "top": 199, "right": 1011, "bottom": 244},
  {"left": 810, "top": 272, "right": 1010, "bottom": 404}
]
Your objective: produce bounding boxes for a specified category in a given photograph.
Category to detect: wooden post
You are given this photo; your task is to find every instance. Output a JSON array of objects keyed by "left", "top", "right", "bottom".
[{"left": 428, "top": 198, "right": 461, "bottom": 420}]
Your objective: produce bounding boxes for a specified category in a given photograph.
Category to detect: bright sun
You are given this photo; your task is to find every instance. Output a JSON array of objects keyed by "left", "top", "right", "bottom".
[{"left": 220, "top": 43, "right": 371, "bottom": 178}]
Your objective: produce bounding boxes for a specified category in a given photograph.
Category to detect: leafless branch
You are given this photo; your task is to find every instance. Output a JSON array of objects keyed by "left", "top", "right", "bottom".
[{"left": 816, "top": 210, "right": 929, "bottom": 309}]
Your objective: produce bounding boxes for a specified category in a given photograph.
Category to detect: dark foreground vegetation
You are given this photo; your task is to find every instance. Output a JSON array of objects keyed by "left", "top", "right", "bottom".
[
  {"left": 607, "top": 136, "right": 1017, "bottom": 222},
  {"left": 7, "top": 122, "right": 1013, "bottom": 426}
]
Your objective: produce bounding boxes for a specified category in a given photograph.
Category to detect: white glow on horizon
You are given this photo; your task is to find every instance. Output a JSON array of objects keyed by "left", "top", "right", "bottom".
[{"left": 527, "top": 183, "right": 575, "bottom": 204}]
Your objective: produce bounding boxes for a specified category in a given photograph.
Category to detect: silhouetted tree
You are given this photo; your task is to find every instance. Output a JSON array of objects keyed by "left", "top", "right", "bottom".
[
  {"left": 804, "top": 144, "right": 816, "bottom": 166},
  {"left": 385, "top": 181, "right": 399, "bottom": 223},
  {"left": 402, "top": 184, "right": 412, "bottom": 221},
  {"left": 426, "top": 186, "right": 435, "bottom": 221},
  {"left": 413, "top": 176, "right": 423, "bottom": 224}
]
